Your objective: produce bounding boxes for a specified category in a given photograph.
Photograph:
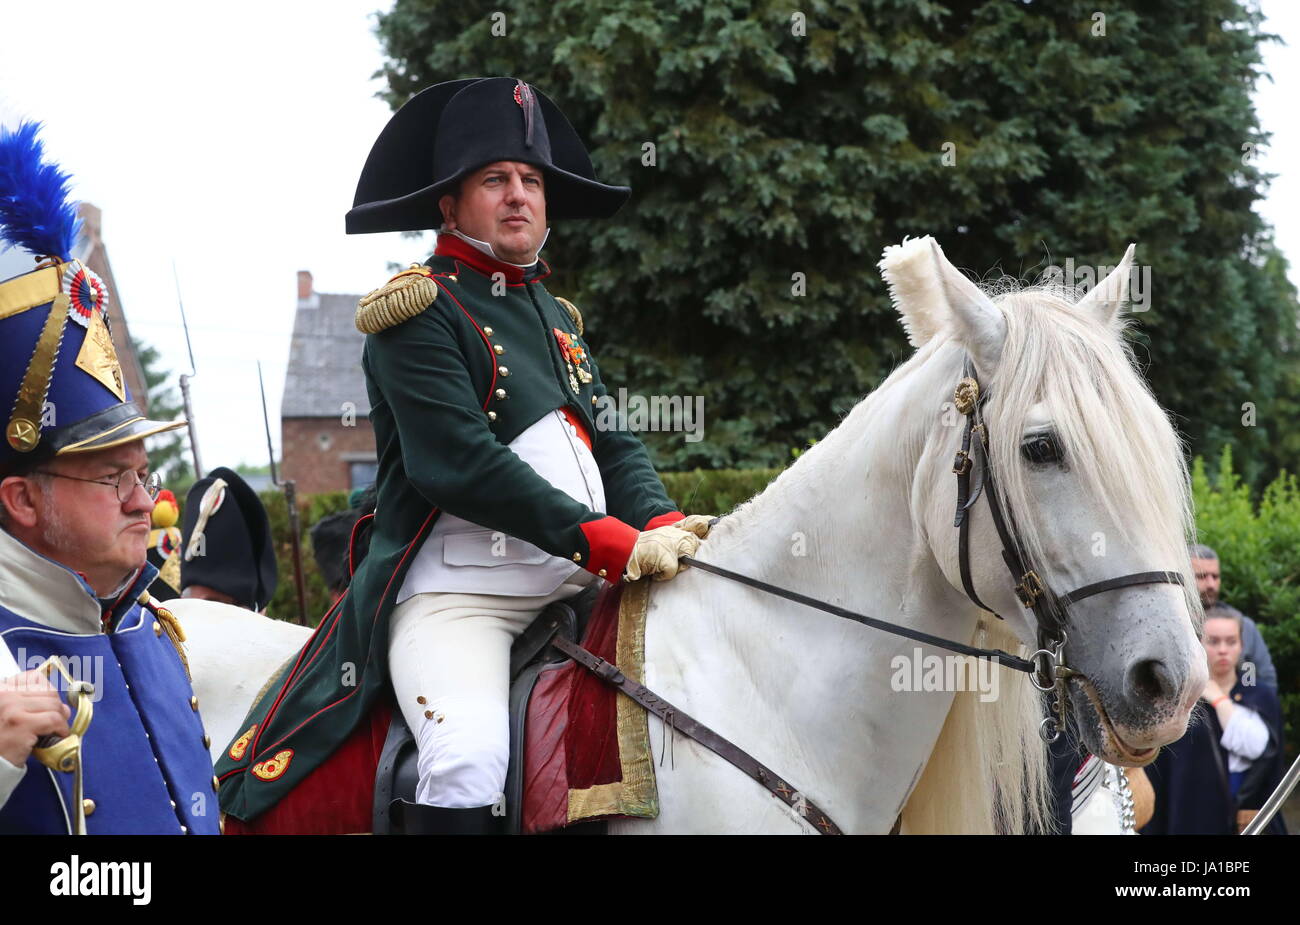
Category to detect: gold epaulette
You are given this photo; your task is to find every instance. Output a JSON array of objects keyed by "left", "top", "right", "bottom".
[
  {"left": 139, "top": 593, "right": 190, "bottom": 680},
  {"left": 355, "top": 265, "right": 439, "bottom": 334},
  {"left": 555, "top": 297, "right": 583, "bottom": 335}
]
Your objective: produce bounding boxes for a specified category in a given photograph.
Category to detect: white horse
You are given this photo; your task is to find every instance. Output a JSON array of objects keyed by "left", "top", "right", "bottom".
[
  {"left": 180, "top": 236, "right": 1206, "bottom": 833},
  {"left": 171, "top": 599, "right": 310, "bottom": 764}
]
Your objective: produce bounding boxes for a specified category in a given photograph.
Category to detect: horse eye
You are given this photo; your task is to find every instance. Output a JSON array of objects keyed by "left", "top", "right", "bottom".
[{"left": 1021, "top": 433, "right": 1062, "bottom": 465}]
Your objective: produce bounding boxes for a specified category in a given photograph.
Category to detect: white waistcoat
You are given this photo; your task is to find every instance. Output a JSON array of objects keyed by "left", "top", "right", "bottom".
[{"left": 396, "top": 409, "right": 606, "bottom": 601}]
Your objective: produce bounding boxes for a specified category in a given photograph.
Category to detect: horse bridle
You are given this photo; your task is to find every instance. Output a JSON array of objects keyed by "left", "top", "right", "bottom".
[{"left": 949, "top": 356, "right": 1185, "bottom": 742}]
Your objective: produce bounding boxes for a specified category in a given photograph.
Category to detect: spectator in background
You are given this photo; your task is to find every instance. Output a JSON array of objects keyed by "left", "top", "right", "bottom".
[
  {"left": 181, "top": 467, "right": 278, "bottom": 613},
  {"left": 1141, "top": 602, "right": 1288, "bottom": 834},
  {"left": 1190, "top": 544, "right": 1276, "bottom": 691},
  {"left": 308, "top": 484, "right": 376, "bottom": 603}
]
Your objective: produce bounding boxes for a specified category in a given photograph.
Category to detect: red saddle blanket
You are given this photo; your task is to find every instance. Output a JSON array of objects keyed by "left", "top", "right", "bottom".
[
  {"left": 224, "top": 581, "right": 658, "bottom": 835},
  {"left": 522, "top": 580, "right": 658, "bottom": 834}
]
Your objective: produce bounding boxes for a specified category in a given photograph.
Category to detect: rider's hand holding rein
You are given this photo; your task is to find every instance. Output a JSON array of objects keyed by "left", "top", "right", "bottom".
[
  {"left": 624, "top": 524, "right": 702, "bottom": 581},
  {"left": 675, "top": 514, "right": 715, "bottom": 540}
]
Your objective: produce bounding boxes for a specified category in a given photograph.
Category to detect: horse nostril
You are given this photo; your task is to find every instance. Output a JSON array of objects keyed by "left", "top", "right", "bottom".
[{"left": 1128, "top": 658, "right": 1176, "bottom": 704}]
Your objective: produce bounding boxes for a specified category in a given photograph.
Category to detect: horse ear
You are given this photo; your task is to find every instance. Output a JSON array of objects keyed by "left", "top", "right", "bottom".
[
  {"left": 879, "top": 235, "right": 950, "bottom": 347},
  {"left": 931, "top": 239, "right": 1005, "bottom": 376},
  {"left": 1076, "top": 243, "right": 1136, "bottom": 324},
  {"left": 880, "top": 236, "right": 1004, "bottom": 373}
]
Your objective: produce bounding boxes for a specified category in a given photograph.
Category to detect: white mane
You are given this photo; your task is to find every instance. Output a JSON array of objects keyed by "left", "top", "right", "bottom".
[{"left": 983, "top": 286, "right": 1199, "bottom": 622}]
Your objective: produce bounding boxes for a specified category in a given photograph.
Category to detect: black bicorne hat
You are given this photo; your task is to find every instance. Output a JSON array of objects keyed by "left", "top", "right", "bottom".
[
  {"left": 180, "top": 467, "right": 278, "bottom": 611},
  {"left": 345, "top": 77, "right": 630, "bottom": 233}
]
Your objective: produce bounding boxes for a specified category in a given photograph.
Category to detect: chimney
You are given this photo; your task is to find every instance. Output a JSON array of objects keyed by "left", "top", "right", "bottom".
[
  {"left": 297, "top": 270, "right": 319, "bottom": 309},
  {"left": 78, "top": 203, "right": 104, "bottom": 247}
]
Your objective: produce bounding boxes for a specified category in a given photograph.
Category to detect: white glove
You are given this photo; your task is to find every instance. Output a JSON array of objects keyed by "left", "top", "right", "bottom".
[
  {"left": 624, "top": 525, "right": 701, "bottom": 582},
  {"left": 675, "top": 514, "right": 715, "bottom": 539}
]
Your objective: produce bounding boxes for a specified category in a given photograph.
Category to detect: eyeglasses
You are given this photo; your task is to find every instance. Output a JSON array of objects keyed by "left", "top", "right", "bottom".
[{"left": 31, "top": 468, "right": 163, "bottom": 504}]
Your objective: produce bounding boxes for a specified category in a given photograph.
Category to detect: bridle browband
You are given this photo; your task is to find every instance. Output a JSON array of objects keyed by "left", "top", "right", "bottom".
[{"left": 950, "top": 355, "right": 1185, "bottom": 741}]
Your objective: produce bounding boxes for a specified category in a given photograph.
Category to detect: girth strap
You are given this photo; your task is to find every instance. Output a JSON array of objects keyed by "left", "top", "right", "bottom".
[{"left": 549, "top": 634, "right": 844, "bottom": 835}]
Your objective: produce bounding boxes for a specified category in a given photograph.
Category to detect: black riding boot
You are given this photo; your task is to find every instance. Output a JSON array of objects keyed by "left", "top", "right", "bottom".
[{"left": 389, "top": 799, "right": 505, "bottom": 835}]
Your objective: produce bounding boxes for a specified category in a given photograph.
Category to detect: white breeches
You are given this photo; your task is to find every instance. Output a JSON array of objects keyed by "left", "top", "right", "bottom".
[{"left": 388, "top": 574, "right": 596, "bottom": 808}]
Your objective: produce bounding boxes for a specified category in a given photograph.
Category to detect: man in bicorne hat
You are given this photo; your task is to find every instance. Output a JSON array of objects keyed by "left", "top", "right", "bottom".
[
  {"left": 0, "top": 122, "right": 219, "bottom": 834},
  {"left": 181, "top": 466, "right": 278, "bottom": 612},
  {"left": 216, "top": 78, "right": 710, "bottom": 833}
]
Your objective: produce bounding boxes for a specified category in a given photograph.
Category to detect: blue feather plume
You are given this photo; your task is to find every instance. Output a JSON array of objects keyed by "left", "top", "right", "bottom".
[{"left": 0, "top": 121, "right": 82, "bottom": 259}]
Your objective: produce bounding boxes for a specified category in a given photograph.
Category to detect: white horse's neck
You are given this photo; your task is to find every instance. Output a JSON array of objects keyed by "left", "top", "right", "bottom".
[{"left": 631, "top": 339, "right": 982, "bottom": 834}]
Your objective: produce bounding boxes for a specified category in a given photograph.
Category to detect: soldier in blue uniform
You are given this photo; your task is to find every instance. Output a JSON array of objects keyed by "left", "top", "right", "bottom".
[{"left": 0, "top": 122, "right": 219, "bottom": 834}]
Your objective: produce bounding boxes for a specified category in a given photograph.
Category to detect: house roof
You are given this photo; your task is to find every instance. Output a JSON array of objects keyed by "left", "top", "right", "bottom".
[{"left": 281, "top": 291, "right": 370, "bottom": 418}]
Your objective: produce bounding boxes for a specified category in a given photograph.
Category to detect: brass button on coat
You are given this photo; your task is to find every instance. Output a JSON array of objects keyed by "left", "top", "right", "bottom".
[
  {"left": 190, "top": 695, "right": 199, "bottom": 711},
  {"left": 572, "top": 552, "right": 582, "bottom": 562},
  {"left": 83, "top": 798, "right": 95, "bottom": 817},
  {"left": 153, "top": 621, "right": 162, "bottom": 636},
  {"left": 498, "top": 366, "right": 509, "bottom": 377},
  {"left": 487, "top": 411, "right": 497, "bottom": 422},
  {"left": 495, "top": 388, "right": 508, "bottom": 400},
  {"left": 494, "top": 344, "right": 504, "bottom": 355},
  {"left": 483, "top": 326, "right": 494, "bottom": 337}
]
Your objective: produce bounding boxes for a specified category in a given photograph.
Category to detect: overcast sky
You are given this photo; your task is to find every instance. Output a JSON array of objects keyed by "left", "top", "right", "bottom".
[{"left": 1, "top": 1, "right": 1297, "bottom": 472}]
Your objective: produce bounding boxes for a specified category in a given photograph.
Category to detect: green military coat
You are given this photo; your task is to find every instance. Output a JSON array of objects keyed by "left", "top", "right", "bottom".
[{"left": 217, "top": 234, "right": 682, "bottom": 820}]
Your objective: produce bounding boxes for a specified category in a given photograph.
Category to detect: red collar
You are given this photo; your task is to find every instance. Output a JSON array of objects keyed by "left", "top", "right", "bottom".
[{"left": 433, "top": 234, "right": 549, "bottom": 285}]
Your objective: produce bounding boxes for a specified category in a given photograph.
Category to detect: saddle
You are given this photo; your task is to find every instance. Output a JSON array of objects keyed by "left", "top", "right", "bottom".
[{"left": 374, "top": 583, "right": 604, "bottom": 835}]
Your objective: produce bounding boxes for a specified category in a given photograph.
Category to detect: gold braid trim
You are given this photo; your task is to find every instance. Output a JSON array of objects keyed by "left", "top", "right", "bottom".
[
  {"left": 355, "top": 268, "right": 439, "bottom": 334},
  {"left": 140, "top": 594, "right": 190, "bottom": 679},
  {"left": 555, "top": 296, "right": 583, "bottom": 335}
]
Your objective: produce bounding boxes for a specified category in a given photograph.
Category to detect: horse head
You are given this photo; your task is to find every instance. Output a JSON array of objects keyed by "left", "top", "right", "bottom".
[{"left": 882, "top": 236, "right": 1204, "bottom": 768}]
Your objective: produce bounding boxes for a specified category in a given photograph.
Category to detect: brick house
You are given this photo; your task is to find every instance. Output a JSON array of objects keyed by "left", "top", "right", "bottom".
[{"left": 280, "top": 271, "right": 378, "bottom": 496}]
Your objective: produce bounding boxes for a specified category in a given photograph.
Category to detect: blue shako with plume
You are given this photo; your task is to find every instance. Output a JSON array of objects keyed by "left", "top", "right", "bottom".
[{"left": 0, "top": 121, "right": 185, "bottom": 473}]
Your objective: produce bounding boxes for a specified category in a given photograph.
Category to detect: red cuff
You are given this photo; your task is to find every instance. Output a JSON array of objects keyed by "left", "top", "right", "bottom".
[
  {"left": 644, "top": 511, "right": 685, "bottom": 531},
  {"left": 578, "top": 517, "right": 640, "bottom": 579}
]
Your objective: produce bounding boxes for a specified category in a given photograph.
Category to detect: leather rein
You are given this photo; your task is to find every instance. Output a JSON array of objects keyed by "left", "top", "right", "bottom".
[{"left": 556, "top": 356, "right": 1184, "bottom": 833}]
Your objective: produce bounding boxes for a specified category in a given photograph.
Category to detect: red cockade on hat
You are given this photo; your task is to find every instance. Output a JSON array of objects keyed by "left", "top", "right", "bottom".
[{"left": 62, "top": 262, "right": 109, "bottom": 329}]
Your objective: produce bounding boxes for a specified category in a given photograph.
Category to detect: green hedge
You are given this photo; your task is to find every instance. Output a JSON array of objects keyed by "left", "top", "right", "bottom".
[
  {"left": 1192, "top": 447, "right": 1300, "bottom": 752},
  {"left": 260, "top": 489, "right": 352, "bottom": 626}
]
